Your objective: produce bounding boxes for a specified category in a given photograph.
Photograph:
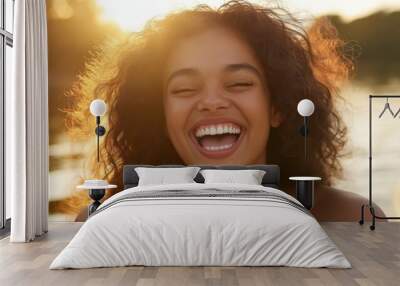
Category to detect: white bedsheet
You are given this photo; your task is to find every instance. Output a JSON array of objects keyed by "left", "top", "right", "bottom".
[{"left": 50, "top": 183, "right": 351, "bottom": 269}]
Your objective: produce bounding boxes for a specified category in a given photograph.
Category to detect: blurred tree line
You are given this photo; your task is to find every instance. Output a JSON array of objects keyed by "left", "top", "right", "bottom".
[{"left": 329, "top": 11, "right": 400, "bottom": 84}]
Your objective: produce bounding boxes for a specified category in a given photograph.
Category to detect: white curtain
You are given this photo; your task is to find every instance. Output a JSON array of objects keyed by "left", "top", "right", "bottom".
[{"left": 8, "top": 0, "right": 49, "bottom": 242}]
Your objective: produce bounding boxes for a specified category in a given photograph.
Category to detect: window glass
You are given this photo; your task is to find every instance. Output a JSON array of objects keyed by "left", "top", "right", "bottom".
[
  {"left": 5, "top": 0, "right": 14, "bottom": 33},
  {"left": 0, "top": 1, "right": 2, "bottom": 29},
  {"left": 0, "top": 37, "right": 3, "bottom": 227},
  {"left": 5, "top": 44, "right": 12, "bottom": 219}
]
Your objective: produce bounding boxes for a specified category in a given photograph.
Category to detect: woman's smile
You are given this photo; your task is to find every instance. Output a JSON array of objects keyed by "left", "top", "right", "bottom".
[{"left": 189, "top": 119, "right": 245, "bottom": 159}]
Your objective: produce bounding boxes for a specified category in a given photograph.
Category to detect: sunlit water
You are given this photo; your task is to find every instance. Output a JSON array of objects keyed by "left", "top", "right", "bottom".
[{"left": 49, "top": 80, "right": 400, "bottom": 220}]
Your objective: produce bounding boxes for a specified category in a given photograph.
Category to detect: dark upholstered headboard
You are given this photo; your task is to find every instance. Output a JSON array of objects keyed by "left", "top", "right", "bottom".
[{"left": 123, "top": 165, "right": 280, "bottom": 189}]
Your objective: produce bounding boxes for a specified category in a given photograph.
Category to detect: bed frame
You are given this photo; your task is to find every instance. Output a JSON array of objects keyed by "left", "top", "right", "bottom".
[{"left": 123, "top": 165, "right": 280, "bottom": 190}]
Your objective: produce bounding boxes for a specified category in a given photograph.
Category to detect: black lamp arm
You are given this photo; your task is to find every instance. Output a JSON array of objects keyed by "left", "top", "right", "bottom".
[
  {"left": 94, "top": 116, "right": 106, "bottom": 162},
  {"left": 299, "top": 116, "right": 309, "bottom": 162},
  {"left": 304, "top": 116, "right": 308, "bottom": 161},
  {"left": 299, "top": 116, "right": 309, "bottom": 137}
]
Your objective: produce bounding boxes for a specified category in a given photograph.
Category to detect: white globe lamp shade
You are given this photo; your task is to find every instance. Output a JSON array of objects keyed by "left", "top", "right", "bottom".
[
  {"left": 90, "top": 99, "right": 107, "bottom": 117},
  {"left": 297, "top": 99, "right": 315, "bottom": 117}
]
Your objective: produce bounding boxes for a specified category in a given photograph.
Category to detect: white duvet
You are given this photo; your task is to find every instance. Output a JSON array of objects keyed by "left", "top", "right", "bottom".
[{"left": 50, "top": 183, "right": 351, "bottom": 269}]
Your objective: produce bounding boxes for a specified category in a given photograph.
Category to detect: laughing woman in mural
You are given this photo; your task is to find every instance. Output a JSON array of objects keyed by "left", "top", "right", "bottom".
[{"left": 56, "top": 1, "right": 384, "bottom": 221}]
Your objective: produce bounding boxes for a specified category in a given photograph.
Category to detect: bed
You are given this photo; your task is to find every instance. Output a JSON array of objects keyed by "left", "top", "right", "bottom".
[{"left": 50, "top": 165, "right": 351, "bottom": 269}]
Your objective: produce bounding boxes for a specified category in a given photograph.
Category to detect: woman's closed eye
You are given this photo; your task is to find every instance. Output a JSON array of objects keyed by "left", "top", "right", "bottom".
[
  {"left": 226, "top": 81, "right": 254, "bottom": 92},
  {"left": 171, "top": 87, "right": 198, "bottom": 95}
]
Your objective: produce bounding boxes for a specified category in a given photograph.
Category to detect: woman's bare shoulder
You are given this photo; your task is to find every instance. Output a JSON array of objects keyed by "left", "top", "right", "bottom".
[{"left": 311, "top": 185, "right": 385, "bottom": 221}]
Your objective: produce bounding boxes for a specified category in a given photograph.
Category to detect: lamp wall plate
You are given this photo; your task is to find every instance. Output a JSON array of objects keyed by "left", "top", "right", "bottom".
[{"left": 95, "top": 126, "right": 106, "bottom": 137}]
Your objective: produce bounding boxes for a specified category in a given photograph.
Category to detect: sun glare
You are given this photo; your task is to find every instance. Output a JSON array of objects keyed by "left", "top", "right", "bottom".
[
  {"left": 96, "top": 0, "right": 400, "bottom": 32},
  {"left": 96, "top": 0, "right": 227, "bottom": 32}
]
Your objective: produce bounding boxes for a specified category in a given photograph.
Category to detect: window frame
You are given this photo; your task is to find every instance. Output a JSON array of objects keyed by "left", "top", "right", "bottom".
[{"left": 0, "top": 0, "right": 14, "bottom": 234}]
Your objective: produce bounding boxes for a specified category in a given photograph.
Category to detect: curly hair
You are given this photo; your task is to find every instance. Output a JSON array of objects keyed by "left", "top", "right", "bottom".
[{"left": 57, "top": 1, "right": 352, "bottom": 215}]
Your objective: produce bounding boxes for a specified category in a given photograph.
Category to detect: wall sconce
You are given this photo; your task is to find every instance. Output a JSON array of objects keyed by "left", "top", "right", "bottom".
[
  {"left": 297, "top": 99, "right": 315, "bottom": 161},
  {"left": 89, "top": 99, "right": 107, "bottom": 162}
]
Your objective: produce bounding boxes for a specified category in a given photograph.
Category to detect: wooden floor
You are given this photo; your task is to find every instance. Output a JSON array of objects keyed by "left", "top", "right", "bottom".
[{"left": 0, "top": 222, "right": 399, "bottom": 286}]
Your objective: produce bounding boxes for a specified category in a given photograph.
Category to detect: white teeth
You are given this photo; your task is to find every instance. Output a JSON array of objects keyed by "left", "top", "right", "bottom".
[
  {"left": 204, "top": 144, "right": 233, "bottom": 151},
  {"left": 210, "top": 126, "right": 217, "bottom": 135},
  {"left": 194, "top": 123, "right": 241, "bottom": 138}
]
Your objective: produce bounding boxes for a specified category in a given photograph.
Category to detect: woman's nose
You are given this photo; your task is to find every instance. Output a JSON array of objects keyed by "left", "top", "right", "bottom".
[{"left": 196, "top": 88, "right": 231, "bottom": 113}]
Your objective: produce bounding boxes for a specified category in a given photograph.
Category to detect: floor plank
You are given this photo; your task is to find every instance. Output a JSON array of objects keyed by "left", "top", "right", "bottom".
[{"left": 0, "top": 222, "right": 399, "bottom": 286}]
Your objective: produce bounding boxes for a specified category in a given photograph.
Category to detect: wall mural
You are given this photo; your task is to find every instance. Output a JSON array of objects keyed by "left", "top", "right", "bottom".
[{"left": 47, "top": 0, "right": 400, "bottom": 221}]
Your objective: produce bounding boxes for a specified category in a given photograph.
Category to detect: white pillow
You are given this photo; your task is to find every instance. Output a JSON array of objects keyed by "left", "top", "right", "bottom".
[
  {"left": 200, "top": 169, "right": 266, "bottom": 185},
  {"left": 135, "top": 167, "right": 200, "bottom": 186}
]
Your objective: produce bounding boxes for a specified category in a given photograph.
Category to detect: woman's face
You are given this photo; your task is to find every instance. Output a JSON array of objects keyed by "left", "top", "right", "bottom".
[{"left": 163, "top": 26, "right": 280, "bottom": 165}]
